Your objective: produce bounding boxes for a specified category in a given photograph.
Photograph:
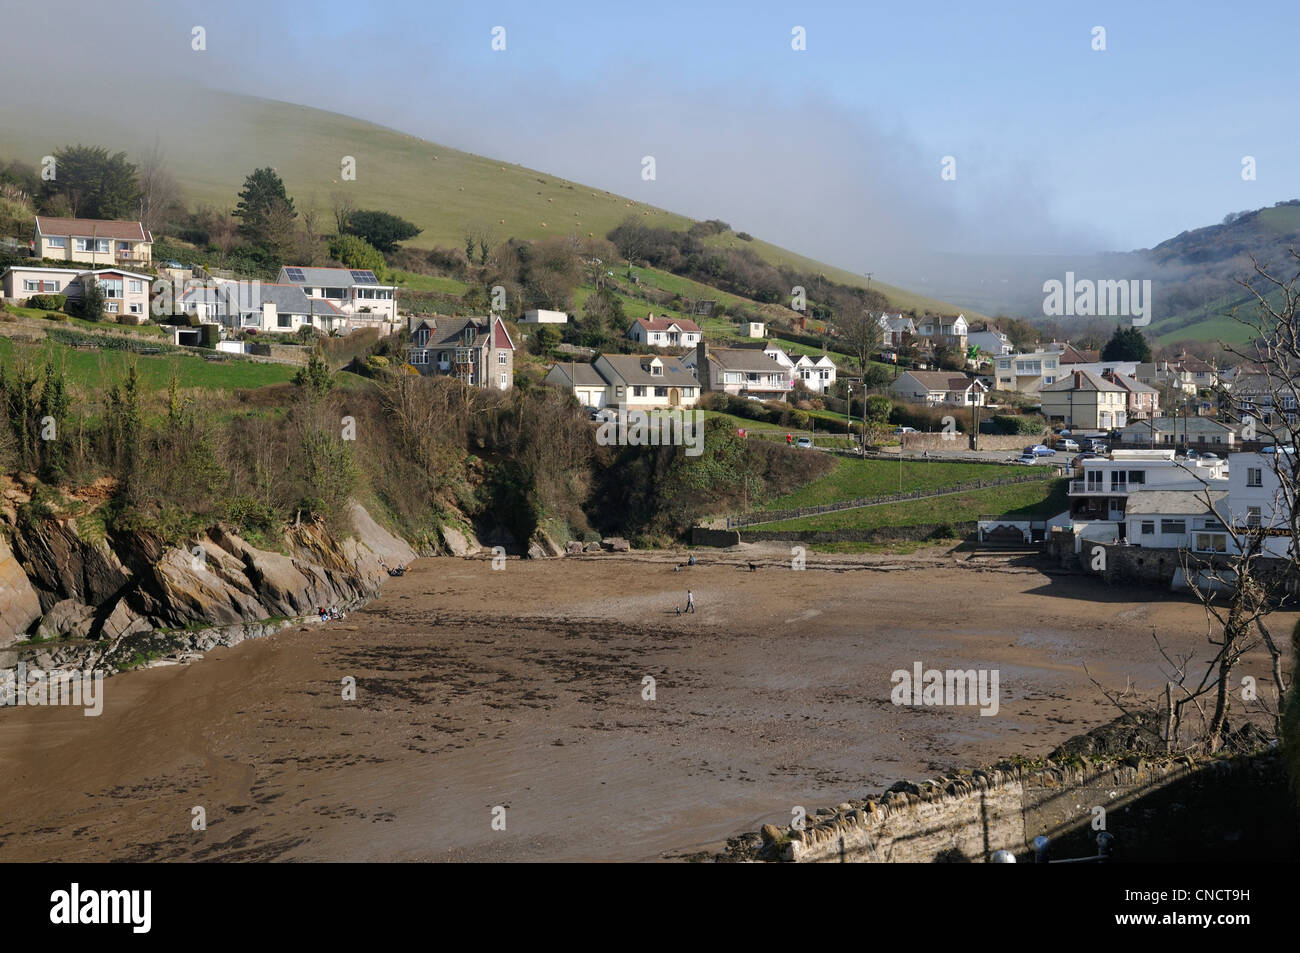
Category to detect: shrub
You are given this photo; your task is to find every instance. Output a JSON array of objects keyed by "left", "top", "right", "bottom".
[
  {"left": 27, "top": 293, "right": 66, "bottom": 311},
  {"left": 44, "top": 312, "right": 67, "bottom": 322}
]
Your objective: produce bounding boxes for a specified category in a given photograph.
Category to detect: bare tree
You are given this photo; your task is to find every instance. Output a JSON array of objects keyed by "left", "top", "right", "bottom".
[
  {"left": 839, "top": 310, "right": 884, "bottom": 374},
  {"left": 331, "top": 191, "right": 356, "bottom": 234},
  {"left": 136, "top": 138, "right": 182, "bottom": 235}
]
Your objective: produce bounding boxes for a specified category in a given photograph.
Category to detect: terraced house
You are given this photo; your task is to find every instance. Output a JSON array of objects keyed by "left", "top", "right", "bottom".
[
  {"left": 32, "top": 216, "right": 153, "bottom": 266},
  {"left": 404, "top": 314, "right": 515, "bottom": 389}
]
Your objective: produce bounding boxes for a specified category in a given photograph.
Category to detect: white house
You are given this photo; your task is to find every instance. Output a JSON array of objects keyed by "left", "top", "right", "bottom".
[
  {"left": 627, "top": 315, "right": 703, "bottom": 348},
  {"left": 522, "top": 309, "right": 568, "bottom": 324},
  {"left": 890, "top": 370, "right": 986, "bottom": 406},
  {"left": 276, "top": 266, "right": 398, "bottom": 331},
  {"left": 793, "top": 354, "right": 837, "bottom": 394},
  {"left": 1223, "top": 451, "right": 1294, "bottom": 559},
  {"left": 592, "top": 353, "right": 699, "bottom": 409},
  {"left": 994, "top": 350, "right": 1064, "bottom": 393},
  {"left": 968, "top": 329, "right": 1013, "bottom": 358},
  {"left": 914, "top": 314, "right": 968, "bottom": 351},
  {"left": 1123, "top": 489, "right": 1231, "bottom": 552},
  {"left": 687, "top": 342, "right": 793, "bottom": 399}
]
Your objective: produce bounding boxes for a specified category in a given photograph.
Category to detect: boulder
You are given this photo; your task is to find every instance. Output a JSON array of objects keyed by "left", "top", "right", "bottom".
[
  {"left": 565, "top": 541, "right": 584, "bottom": 556},
  {"left": 584, "top": 542, "right": 603, "bottom": 553},
  {"left": 439, "top": 525, "right": 477, "bottom": 558},
  {"left": 532, "top": 531, "right": 563, "bottom": 557},
  {"left": 527, "top": 541, "right": 547, "bottom": 559},
  {"left": 760, "top": 824, "right": 784, "bottom": 845},
  {"left": 0, "top": 534, "right": 41, "bottom": 647},
  {"left": 602, "top": 537, "right": 631, "bottom": 552},
  {"left": 36, "top": 599, "right": 95, "bottom": 641}
]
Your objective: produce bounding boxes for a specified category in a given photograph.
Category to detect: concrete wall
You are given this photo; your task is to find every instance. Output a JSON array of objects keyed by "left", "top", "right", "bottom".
[{"left": 690, "top": 528, "right": 741, "bottom": 547}]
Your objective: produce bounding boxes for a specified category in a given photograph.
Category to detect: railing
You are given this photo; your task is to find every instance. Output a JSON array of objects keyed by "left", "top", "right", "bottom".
[{"left": 726, "top": 472, "right": 1054, "bottom": 529}]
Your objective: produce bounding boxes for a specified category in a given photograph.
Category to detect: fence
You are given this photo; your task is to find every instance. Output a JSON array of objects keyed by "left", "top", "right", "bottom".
[{"left": 725, "top": 472, "right": 1053, "bottom": 529}]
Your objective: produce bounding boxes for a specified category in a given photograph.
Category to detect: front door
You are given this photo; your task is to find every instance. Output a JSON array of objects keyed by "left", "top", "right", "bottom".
[{"left": 669, "top": 387, "right": 680, "bottom": 407}]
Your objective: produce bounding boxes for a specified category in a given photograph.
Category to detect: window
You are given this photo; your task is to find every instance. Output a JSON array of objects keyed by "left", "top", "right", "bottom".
[
  {"left": 1128, "top": 470, "right": 1146, "bottom": 485},
  {"left": 498, "top": 351, "right": 507, "bottom": 365},
  {"left": 129, "top": 303, "right": 141, "bottom": 314},
  {"left": 1248, "top": 467, "right": 1263, "bottom": 487},
  {"left": 633, "top": 386, "right": 645, "bottom": 397},
  {"left": 500, "top": 373, "right": 508, "bottom": 387},
  {"left": 323, "top": 287, "right": 346, "bottom": 299},
  {"left": 47, "top": 237, "right": 66, "bottom": 248},
  {"left": 438, "top": 351, "right": 448, "bottom": 364},
  {"left": 655, "top": 386, "right": 667, "bottom": 397},
  {"left": 1247, "top": 506, "right": 1261, "bottom": 528},
  {"left": 1141, "top": 520, "right": 1155, "bottom": 535},
  {"left": 128, "top": 279, "right": 143, "bottom": 293},
  {"left": 98, "top": 279, "right": 123, "bottom": 298},
  {"left": 1085, "top": 471, "right": 1104, "bottom": 491},
  {"left": 1195, "top": 533, "right": 1227, "bottom": 553},
  {"left": 651, "top": 364, "right": 663, "bottom": 376},
  {"left": 410, "top": 350, "right": 429, "bottom": 365},
  {"left": 75, "top": 238, "right": 110, "bottom": 254},
  {"left": 1160, "top": 519, "right": 1186, "bottom": 535},
  {"left": 117, "top": 242, "right": 130, "bottom": 253},
  {"left": 22, "top": 280, "right": 38, "bottom": 292},
  {"left": 278, "top": 314, "right": 292, "bottom": 328},
  {"left": 1109, "top": 471, "right": 1127, "bottom": 490},
  {"left": 106, "top": 302, "right": 119, "bottom": 313}
]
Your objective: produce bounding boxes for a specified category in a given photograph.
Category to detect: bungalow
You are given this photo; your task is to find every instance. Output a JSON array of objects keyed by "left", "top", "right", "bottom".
[
  {"left": 686, "top": 342, "right": 793, "bottom": 400},
  {"left": 404, "top": 314, "right": 516, "bottom": 390},
  {"left": 592, "top": 353, "right": 699, "bottom": 409},
  {"left": 889, "top": 370, "right": 987, "bottom": 406},
  {"left": 544, "top": 361, "right": 609, "bottom": 407},
  {"left": 627, "top": 315, "right": 702, "bottom": 348},
  {"left": 2, "top": 265, "right": 152, "bottom": 321},
  {"left": 33, "top": 216, "right": 153, "bottom": 266},
  {"left": 1116, "top": 416, "right": 1239, "bottom": 450},
  {"left": 276, "top": 266, "right": 398, "bottom": 331},
  {"left": 1124, "top": 489, "right": 1230, "bottom": 552},
  {"left": 1040, "top": 370, "right": 1129, "bottom": 430}
]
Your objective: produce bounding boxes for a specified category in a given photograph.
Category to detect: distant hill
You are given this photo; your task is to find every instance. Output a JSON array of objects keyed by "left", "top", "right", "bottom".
[
  {"left": 0, "top": 87, "right": 978, "bottom": 322},
  {"left": 882, "top": 203, "right": 1300, "bottom": 346}
]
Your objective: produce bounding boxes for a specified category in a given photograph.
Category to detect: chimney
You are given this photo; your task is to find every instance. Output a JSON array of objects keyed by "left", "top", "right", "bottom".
[{"left": 695, "top": 339, "right": 709, "bottom": 389}]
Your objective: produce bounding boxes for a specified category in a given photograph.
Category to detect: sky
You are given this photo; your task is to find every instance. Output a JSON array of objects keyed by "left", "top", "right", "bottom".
[{"left": 6, "top": 0, "right": 1299, "bottom": 279}]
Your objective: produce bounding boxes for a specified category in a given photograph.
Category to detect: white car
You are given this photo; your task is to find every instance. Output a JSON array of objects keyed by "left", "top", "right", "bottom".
[
  {"left": 795, "top": 436, "right": 813, "bottom": 449},
  {"left": 1015, "top": 453, "right": 1038, "bottom": 465}
]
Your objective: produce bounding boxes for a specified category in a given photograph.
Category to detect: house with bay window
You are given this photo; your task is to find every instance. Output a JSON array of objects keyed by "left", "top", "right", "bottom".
[{"left": 404, "top": 314, "right": 515, "bottom": 390}]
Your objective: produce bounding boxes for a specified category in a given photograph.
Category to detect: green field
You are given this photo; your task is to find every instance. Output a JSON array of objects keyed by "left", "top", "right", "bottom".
[
  {"left": 0, "top": 335, "right": 298, "bottom": 390},
  {"left": 757, "top": 457, "right": 1022, "bottom": 511},
  {"left": 0, "top": 87, "right": 981, "bottom": 321},
  {"left": 746, "top": 476, "right": 1066, "bottom": 532}
]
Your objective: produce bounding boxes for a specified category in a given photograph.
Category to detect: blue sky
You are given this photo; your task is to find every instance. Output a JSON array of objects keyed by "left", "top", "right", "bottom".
[{"left": 13, "top": 1, "right": 1300, "bottom": 268}]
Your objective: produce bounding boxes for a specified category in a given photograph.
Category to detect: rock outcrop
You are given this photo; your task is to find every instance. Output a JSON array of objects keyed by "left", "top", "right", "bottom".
[{"left": 0, "top": 499, "right": 416, "bottom": 648}]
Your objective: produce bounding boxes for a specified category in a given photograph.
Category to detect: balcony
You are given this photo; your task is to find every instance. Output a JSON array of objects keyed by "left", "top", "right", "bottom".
[{"left": 1069, "top": 480, "right": 1129, "bottom": 495}]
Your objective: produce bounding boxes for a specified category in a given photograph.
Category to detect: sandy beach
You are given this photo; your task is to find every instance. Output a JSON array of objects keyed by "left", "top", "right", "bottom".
[{"left": 0, "top": 545, "right": 1289, "bottom": 862}]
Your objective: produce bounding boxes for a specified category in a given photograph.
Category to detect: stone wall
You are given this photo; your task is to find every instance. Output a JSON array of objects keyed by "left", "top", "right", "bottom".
[
  {"left": 900, "top": 433, "right": 1044, "bottom": 452},
  {"left": 741, "top": 521, "right": 975, "bottom": 545},
  {"left": 727, "top": 750, "right": 1293, "bottom": 863},
  {"left": 690, "top": 527, "right": 741, "bottom": 547}
]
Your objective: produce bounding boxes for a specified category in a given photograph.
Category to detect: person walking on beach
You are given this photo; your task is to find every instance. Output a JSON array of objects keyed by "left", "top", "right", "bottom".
[{"left": 686, "top": 590, "right": 695, "bottom": 613}]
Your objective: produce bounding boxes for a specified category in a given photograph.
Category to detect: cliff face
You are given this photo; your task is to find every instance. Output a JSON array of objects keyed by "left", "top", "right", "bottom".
[{"left": 0, "top": 499, "right": 415, "bottom": 649}]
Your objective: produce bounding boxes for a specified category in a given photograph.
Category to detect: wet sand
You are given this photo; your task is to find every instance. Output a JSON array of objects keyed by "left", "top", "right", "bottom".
[{"left": 0, "top": 546, "right": 1289, "bottom": 862}]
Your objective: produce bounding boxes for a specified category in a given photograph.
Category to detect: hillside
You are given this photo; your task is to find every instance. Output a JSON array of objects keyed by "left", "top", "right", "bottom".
[{"left": 0, "top": 87, "right": 977, "bottom": 321}]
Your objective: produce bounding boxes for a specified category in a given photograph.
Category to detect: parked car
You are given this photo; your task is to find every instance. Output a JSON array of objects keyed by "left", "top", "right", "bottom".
[
  {"left": 1058, "top": 438, "right": 1080, "bottom": 452},
  {"left": 1025, "top": 444, "right": 1055, "bottom": 457},
  {"left": 592, "top": 408, "right": 618, "bottom": 423},
  {"left": 1073, "top": 452, "right": 1097, "bottom": 466},
  {"left": 1053, "top": 428, "right": 1072, "bottom": 437},
  {"left": 746, "top": 395, "right": 765, "bottom": 402},
  {"left": 1176, "top": 448, "right": 1200, "bottom": 461},
  {"left": 1200, "top": 451, "right": 1220, "bottom": 460},
  {"left": 1015, "top": 453, "right": 1039, "bottom": 465},
  {"left": 894, "top": 426, "right": 918, "bottom": 434},
  {"left": 795, "top": 436, "right": 813, "bottom": 449}
]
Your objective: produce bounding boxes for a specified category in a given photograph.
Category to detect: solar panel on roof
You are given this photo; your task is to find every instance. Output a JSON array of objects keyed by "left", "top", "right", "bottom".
[
  {"left": 350, "top": 270, "right": 378, "bottom": 284},
  {"left": 285, "top": 267, "right": 306, "bottom": 281}
]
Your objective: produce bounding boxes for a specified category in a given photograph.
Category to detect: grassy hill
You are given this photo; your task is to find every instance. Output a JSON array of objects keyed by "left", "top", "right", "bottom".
[{"left": 0, "top": 87, "right": 978, "bottom": 321}]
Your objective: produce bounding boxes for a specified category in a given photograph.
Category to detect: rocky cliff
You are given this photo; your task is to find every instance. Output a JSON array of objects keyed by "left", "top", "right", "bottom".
[{"left": 0, "top": 484, "right": 415, "bottom": 651}]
